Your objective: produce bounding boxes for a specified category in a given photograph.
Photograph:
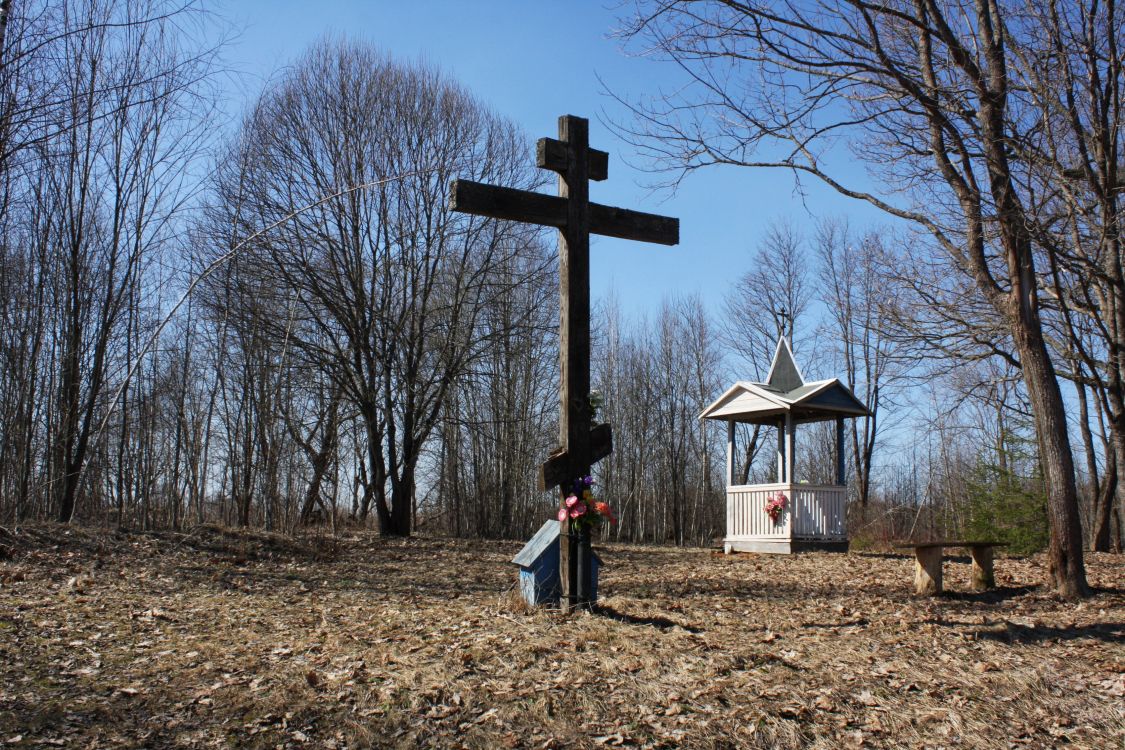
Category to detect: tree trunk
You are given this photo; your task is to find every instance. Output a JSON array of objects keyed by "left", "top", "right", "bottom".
[
  {"left": 297, "top": 397, "right": 340, "bottom": 526},
  {"left": 1014, "top": 329, "right": 1089, "bottom": 598},
  {"left": 387, "top": 463, "right": 413, "bottom": 537},
  {"left": 1071, "top": 375, "right": 1101, "bottom": 545},
  {"left": 1091, "top": 446, "right": 1117, "bottom": 552},
  {"left": 737, "top": 425, "right": 760, "bottom": 485}
]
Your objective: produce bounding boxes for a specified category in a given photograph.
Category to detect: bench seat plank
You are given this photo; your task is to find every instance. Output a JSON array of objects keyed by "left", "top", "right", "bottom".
[{"left": 894, "top": 540, "right": 1007, "bottom": 549}]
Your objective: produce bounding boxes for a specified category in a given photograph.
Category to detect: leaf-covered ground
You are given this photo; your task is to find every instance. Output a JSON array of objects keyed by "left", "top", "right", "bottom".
[{"left": 0, "top": 525, "right": 1121, "bottom": 749}]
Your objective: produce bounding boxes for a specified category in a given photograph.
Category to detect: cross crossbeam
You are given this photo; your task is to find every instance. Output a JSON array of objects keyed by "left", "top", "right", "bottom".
[
  {"left": 537, "top": 138, "right": 608, "bottom": 181},
  {"left": 451, "top": 180, "right": 679, "bottom": 246},
  {"left": 450, "top": 114, "right": 679, "bottom": 610}
]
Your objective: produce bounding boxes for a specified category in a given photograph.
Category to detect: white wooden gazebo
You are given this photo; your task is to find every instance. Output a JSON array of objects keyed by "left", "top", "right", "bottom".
[{"left": 701, "top": 338, "right": 870, "bottom": 554}]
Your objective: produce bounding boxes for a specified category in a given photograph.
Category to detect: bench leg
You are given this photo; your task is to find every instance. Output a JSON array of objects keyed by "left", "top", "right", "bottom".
[
  {"left": 914, "top": 546, "right": 943, "bottom": 596},
  {"left": 970, "top": 546, "right": 995, "bottom": 591}
]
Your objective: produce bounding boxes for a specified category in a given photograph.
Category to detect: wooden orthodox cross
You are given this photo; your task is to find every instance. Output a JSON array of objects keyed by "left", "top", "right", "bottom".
[{"left": 450, "top": 115, "right": 678, "bottom": 610}]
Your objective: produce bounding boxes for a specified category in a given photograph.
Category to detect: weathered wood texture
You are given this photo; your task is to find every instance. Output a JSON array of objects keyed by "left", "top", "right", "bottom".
[
  {"left": 588, "top": 203, "right": 678, "bottom": 245},
  {"left": 557, "top": 115, "right": 592, "bottom": 487},
  {"left": 896, "top": 541, "right": 1007, "bottom": 549},
  {"left": 450, "top": 180, "right": 679, "bottom": 245},
  {"left": 894, "top": 542, "right": 1006, "bottom": 596},
  {"left": 538, "top": 424, "right": 612, "bottom": 491},
  {"left": 561, "top": 528, "right": 578, "bottom": 610},
  {"left": 537, "top": 137, "right": 608, "bottom": 181},
  {"left": 558, "top": 115, "right": 591, "bottom": 610},
  {"left": 970, "top": 546, "right": 995, "bottom": 591},
  {"left": 449, "top": 114, "right": 679, "bottom": 611},
  {"left": 450, "top": 179, "right": 564, "bottom": 228},
  {"left": 913, "top": 546, "right": 943, "bottom": 596}
]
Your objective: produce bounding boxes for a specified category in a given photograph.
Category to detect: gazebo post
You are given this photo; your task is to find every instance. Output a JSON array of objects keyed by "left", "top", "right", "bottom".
[
  {"left": 776, "top": 418, "right": 785, "bottom": 482},
  {"left": 784, "top": 412, "right": 795, "bottom": 484},
  {"left": 836, "top": 417, "right": 846, "bottom": 486},
  {"left": 726, "top": 420, "right": 735, "bottom": 485}
]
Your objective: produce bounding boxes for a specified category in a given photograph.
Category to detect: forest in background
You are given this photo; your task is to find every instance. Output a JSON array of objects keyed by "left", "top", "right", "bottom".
[{"left": 0, "top": 0, "right": 1121, "bottom": 562}]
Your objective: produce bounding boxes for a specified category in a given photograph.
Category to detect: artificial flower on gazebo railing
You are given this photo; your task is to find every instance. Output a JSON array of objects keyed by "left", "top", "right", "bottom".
[
  {"left": 765, "top": 492, "right": 788, "bottom": 524},
  {"left": 558, "top": 475, "right": 617, "bottom": 529}
]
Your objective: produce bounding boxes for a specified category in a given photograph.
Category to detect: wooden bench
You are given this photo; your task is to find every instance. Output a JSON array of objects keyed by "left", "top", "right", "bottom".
[{"left": 894, "top": 541, "right": 1007, "bottom": 596}]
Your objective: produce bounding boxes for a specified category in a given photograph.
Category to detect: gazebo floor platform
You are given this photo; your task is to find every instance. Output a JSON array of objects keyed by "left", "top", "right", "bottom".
[{"left": 724, "top": 538, "right": 850, "bottom": 555}]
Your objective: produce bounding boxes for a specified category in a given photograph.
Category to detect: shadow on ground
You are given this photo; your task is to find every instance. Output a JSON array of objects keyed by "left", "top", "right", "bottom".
[{"left": 593, "top": 605, "right": 703, "bottom": 632}]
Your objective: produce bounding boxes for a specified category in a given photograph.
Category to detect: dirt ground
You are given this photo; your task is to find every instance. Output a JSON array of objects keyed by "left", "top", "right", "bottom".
[{"left": 0, "top": 524, "right": 1121, "bottom": 749}]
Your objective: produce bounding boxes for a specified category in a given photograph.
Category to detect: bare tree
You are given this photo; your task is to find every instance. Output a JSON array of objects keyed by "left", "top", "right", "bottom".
[
  {"left": 817, "top": 220, "right": 906, "bottom": 513},
  {"left": 207, "top": 40, "right": 541, "bottom": 536},
  {"left": 722, "top": 220, "right": 812, "bottom": 371},
  {"left": 722, "top": 219, "right": 813, "bottom": 484},
  {"left": 614, "top": 0, "right": 1090, "bottom": 597},
  {"left": 0, "top": 0, "right": 217, "bottom": 524},
  {"left": 592, "top": 293, "right": 724, "bottom": 545},
  {"left": 434, "top": 234, "right": 558, "bottom": 539},
  {"left": 1005, "top": 0, "right": 1125, "bottom": 553}
]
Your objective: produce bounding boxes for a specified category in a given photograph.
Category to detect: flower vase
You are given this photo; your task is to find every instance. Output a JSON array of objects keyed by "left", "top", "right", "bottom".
[
  {"left": 561, "top": 520, "right": 579, "bottom": 609},
  {"left": 576, "top": 525, "right": 594, "bottom": 608}
]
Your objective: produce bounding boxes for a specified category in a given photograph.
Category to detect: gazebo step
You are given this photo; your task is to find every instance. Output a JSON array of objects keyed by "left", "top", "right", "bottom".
[
  {"left": 723, "top": 537, "right": 849, "bottom": 555},
  {"left": 724, "top": 539, "right": 792, "bottom": 554},
  {"left": 792, "top": 539, "right": 849, "bottom": 553}
]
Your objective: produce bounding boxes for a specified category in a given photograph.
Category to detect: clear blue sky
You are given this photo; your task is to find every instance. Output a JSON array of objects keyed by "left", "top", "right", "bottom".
[{"left": 224, "top": 1, "right": 890, "bottom": 321}]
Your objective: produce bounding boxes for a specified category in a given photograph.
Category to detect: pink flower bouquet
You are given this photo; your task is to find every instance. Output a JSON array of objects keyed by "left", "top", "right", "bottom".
[
  {"left": 559, "top": 475, "right": 616, "bottom": 529},
  {"left": 765, "top": 492, "right": 788, "bottom": 524}
]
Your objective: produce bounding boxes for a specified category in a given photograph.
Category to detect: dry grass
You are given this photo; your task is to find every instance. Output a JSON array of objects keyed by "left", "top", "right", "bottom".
[{"left": 0, "top": 524, "right": 1121, "bottom": 749}]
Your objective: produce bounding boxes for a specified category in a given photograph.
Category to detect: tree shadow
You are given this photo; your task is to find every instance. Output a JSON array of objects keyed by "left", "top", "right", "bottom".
[
  {"left": 853, "top": 550, "right": 1030, "bottom": 563},
  {"left": 799, "top": 618, "right": 871, "bottom": 630},
  {"left": 592, "top": 605, "right": 702, "bottom": 633},
  {"left": 975, "top": 620, "right": 1125, "bottom": 645},
  {"left": 937, "top": 585, "right": 1037, "bottom": 604},
  {"left": 171, "top": 534, "right": 516, "bottom": 602},
  {"left": 918, "top": 612, "right": 1124, "bottom": 646},
  {"left": 852, "top": 551, "right": 913, "bottom": 561},
  {"left": 1092, "top": 585, "right": 1125, "bottom": 597}
]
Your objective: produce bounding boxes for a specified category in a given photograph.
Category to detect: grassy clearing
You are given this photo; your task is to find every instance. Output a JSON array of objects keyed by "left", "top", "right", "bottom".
[{"left": 0, "top": 524, "right": 1121, "bottom": 749}]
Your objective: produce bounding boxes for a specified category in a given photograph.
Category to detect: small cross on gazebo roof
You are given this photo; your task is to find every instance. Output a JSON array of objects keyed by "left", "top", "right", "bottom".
[{"left": 700, "top": 338, "right": 870, "bottom": 425}]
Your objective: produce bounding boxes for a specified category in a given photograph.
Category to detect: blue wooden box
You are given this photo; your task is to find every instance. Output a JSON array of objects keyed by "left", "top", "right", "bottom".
[{"left": 511, "top": 520, "right": 601, "bottom": 607}]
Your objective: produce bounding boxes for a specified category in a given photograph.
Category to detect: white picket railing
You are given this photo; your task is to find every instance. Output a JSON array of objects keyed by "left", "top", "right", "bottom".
[{"left": 725, "top": 483, "right": 847, "bottom": 541}]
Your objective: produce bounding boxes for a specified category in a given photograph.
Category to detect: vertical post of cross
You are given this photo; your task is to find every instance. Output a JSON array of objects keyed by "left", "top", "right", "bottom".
[{"left": 558, "top": 115, "right": 593, "bottom": 611}]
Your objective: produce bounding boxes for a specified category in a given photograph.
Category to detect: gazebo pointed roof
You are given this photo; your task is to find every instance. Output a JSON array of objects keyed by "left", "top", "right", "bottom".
[
  {"left": 700, "top": 337, "right": 870, "bottom": 425},
  {"left": 766, "top": 337, "right": 803, "bottom": 392}
]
